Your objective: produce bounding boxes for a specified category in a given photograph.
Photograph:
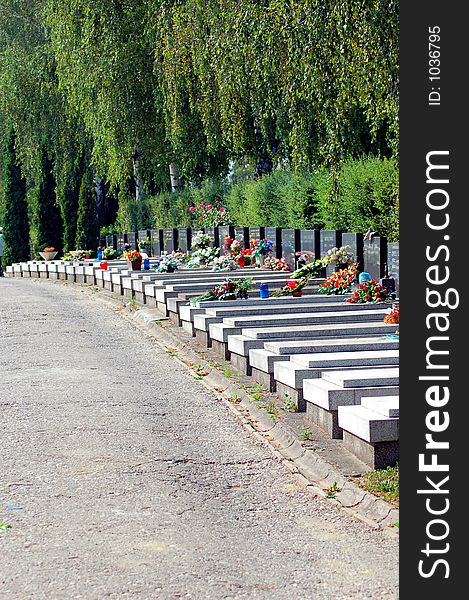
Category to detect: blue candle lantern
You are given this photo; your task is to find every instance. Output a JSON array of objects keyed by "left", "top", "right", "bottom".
[
  {"left": 97, "top": 249, "right": 103, "bottom": 261},
  {"left": 143, "top": 258, "right": 150, "bottom": 270},
  {"left": 359, "top": 271, "right": 371, "bottom": 285},
  {"left": 259, "top": 283, "right": 269, "bottom": 299}
]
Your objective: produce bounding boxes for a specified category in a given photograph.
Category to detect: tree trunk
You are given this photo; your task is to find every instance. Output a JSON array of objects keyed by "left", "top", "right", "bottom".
[
  {"left": 169, "top": 162, "right": 182, "bottom": 192},
  {"left": 132, "top": 146, "right": 146, "bottom": 202}
]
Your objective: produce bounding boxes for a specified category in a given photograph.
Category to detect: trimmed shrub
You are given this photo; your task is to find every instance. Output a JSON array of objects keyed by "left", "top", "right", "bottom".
[
  {"left": 1, "top": 129, "right": 30, "bottom": 267},
  {"left": 317, "top": 156, "right": 399, "bottom": 241},
  {"left": 31, "top": 149, "right": 63, "bottom": 257},
  {"left": 75, "top": 171, "right": 98, "bottom": 250}
]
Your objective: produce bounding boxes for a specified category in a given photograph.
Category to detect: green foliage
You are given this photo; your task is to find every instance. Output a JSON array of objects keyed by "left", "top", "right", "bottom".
[
  {"left": 31, "top": 149, "right": 63, "bottom": 257},
  {"left": 316, "top": 156, "right": 399, "bottom": 241},
  {"left": 75, "top": 170, "right": 98, "bottom": 250},
  {"left": 148, "top": 190, "right": 191, "bottom": 229},
  {"left": 1, "top": 128, "right": 30, "bottom": 267}
]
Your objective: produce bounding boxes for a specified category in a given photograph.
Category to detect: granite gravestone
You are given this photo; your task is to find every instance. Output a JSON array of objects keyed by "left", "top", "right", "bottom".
[
  {"left": 320, "top": 230, "right": 342, "bottom": 276},
  {"left": 249, "top": 227, "right": 265, "bottom": 244},
  {"left": 300, "top": 230, "right": 320, "bottom": 262},
  {"left": 126, "top": 231, "right": 137, "bottom": 250},
  {"left": 105, "top": 235, "right": 117, "bottom": 250},
  {"left": 234, "top": 227, "right": 249, "bottom": 249},
  {"left": 177, "top": 228, "right": 191, "bottom": 252},
  {"left": 117, "top": 234, "right": 127, "bottom": 252},
  {"left": 163, "top": 228, "right": 178, "bottom": 253},
  {"left": 218, "top": 225, "right": 235, "bottom": 253},
  {"left": 363, "top": 236, "right": 387, "bottom": 281},
  {"left": 387, "top": 242, "right": 400, "bottom": 292},
  {"left": 264, "top": 227, "right": 281, "bottom": 258},
  {"left": 203, "top": 226, "right": 219, "bottom": 248},
  {"left": 341, "top": 232, "right": 364, "bottom": 272},
  {"left": 280, "top": 229, "right": 300, "bottom": 270},
  {"left": 137, "top": 230, "right": 150, "bottom": 250},
  {"left": 151, "top": 229, "right": 163, "bottom": 257}
]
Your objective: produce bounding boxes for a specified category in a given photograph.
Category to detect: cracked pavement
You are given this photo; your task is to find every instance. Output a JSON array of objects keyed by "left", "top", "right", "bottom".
[{"left": 0, "top": 278, "right": 398, "bottom": 599}]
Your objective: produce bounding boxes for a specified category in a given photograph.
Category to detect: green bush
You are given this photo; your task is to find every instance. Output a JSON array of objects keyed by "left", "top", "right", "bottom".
[
  {"left": 1, "top": 129, "right": 30, "bottom": 267},
  {"left": 316, "top": 156, "right": 399, "bottom": 241},
  {"left": 105, "top": 158, "right": 399, "bottom": 238},
  {"left": 31, "top": 149, "right": 63, "bottom": 258},
  {"left": 148, "top": 189, "right": 192, "bottom": 228},
  {"left": 75, "top": 171, "right": 98, "bottom": 250}
]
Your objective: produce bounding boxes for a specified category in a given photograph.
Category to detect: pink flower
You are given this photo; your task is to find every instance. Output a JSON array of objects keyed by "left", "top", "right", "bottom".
[
  {"left": 206, "top": 204, "right": 213, "bottom": 210},
  {"left": 219, "top": 208, "right": 225, "bottom": 213},
  {"left": 189, "top": 206, "right": 195, "bottom": 213},
  {"left": 199, "top": 203, "right": 204, "bottom": 208},
  {"left": 198, "top": 216, "right": 203, "bottom": 220}
]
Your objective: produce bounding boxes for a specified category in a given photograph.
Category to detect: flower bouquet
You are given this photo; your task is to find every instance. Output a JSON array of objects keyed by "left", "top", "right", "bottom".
[
  {"left": 318, "top": 262, "right": 358, "bottom": 295},
  {"left": 384, "top": 304, "right": 400, "bottom": 323},
  {"left": 346, "top": 276, "right": 392, "bottom": 304},
  {"left": 211, "top": 255, "right": 239, "bottom": 272},
  {"left": 188, "top": 231, "right": 219, "bottom": 267},
  {"left": 102, "top": 247, "right": 117, "bottom": 259},
  {"left": 61, "top": 249, "right": 93, "bottom": 261},
  {"left": 322, "top": 245, "right": 355, "bottom": 268},
  {"left": 154, "top": 254, "right": 181, "bottom": 273},
  {"left": 264, "top": 257, "right": 290, "bottom": 272},
  {"left": 190, "top": 277, "right": 253, "bottom": 303},
  {"left": 124, "top": 249, "right": 142, "bottom": 270}
]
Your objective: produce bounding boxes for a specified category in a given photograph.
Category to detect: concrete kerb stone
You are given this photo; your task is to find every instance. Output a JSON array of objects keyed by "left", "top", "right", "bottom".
[{"left": 11, "top": 274, "right": 399, "bottom": 535}]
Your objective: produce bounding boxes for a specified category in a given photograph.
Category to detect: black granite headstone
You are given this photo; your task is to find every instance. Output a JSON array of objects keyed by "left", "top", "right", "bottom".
[
  {"left": 387, "top": 242, "right": 400, "bottom": 292},
  {"left": 280, "top": 229, "right": 300, "bottom": 270},
  {"left": 117, "top": 234, "right": 127, "bottom": 252},
  {"left": 126, "top": 231, "right": 137, "bottom": 250},
  {"left": 341, "top": 232, "right": 364, "bottom": 271},
  {"left": 151, "top": 229, "right": 163, "bottom": 257},
  {"left": 234, "top": 227, "right": 249, "bottom": 249},
  {"left": 204, "top": 226, "right": 219, "bottom": 247},
  {"left": 249, "top": 227, "right": 265, "bottom": 244},
  {"left": 105, "top": 235, "right": 115, "bottom": 249},
  {"left": 163, "top": 228, "right": 177, "bottom": 254},
  {"left": 300, "top": 230, "right": 320, "bottom": 262},
  {"left": 320, "top": 230, "right": 342, "bottom": 276},
  {"left": 264, "top": 227, "right": 281, "bottom": 258},
  {"left": 363, "top": 236, "right": 387, "bottom": 281},
  {"left": 177, "top": 228, "right": 191, "bottom": 252},
  {"left": 218, "top": 225, "right": 235, "bottom": 253}
]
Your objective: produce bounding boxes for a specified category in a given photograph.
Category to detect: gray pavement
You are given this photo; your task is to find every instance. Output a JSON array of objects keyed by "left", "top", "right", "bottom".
[{"left": 0, "top": 278, "right": 398, "bottom": 599}]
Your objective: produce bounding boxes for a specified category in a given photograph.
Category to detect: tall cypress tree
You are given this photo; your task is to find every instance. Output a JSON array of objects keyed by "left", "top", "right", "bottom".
[
  {"left": 75, "top": 170, "right": 98, "bottom": 251},
  {"left": 1, "top": 129, "right": 30, "bottom": 269},
  {"left": 32, "top": 148, "right": 63, "bottom": 257}
]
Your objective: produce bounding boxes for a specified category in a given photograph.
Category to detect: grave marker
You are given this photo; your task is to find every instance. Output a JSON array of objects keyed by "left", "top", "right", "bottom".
[
  {"left": 163, "top": 228, "right": 178, "bottom": 253},
  {"left": 363, "top": 236, "right": 387, "bottom": 281},
  {"left": 342, "top": 232, "right": 364, "bottom": 271},
  {"left": 218, "top": 225, "right": 235, "bottom": 253},
  {"left": 234, "top": 227, "right": 249, "bottom": 249},
  {"left": 126, "top": 231, "right": 137, "bottom": 250},
  {"left": 320, "top": 230, "right": 342, "bottom": 275},
  {"left": 264, "top": 227, "right": 282, "bottom": 258},
  {"left": 300, "top": 230, "right": 320, "bottom": 262},
  {"left": 387, "top": 242, "right": 400, "bottom": 292},
  {"left": 151, "top": 229, "right": 163, "bottom": 257},
  {"left": 177, "top": 228, "right": 191, "bottom": 252},
  {"left": 280, "top": 229, "right": 300, "bottom": 269}
]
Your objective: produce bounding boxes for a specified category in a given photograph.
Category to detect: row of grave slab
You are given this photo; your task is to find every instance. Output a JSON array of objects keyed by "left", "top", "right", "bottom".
[{"left": 6, "top": 259, "right": 399, "bottom": 470}]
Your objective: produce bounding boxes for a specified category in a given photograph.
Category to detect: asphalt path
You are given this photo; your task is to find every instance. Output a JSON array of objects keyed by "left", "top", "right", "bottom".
[{"left": 0, "top": 278, "right": 398, "bottom": 599}]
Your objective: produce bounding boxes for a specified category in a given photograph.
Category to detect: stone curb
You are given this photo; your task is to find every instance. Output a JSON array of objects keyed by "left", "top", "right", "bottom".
[
  {"left": 15, "top": 278, "right": 400, "bottom": 535},
  {"left": 124, "top": 305, "right": 399, "bottom": 535}
]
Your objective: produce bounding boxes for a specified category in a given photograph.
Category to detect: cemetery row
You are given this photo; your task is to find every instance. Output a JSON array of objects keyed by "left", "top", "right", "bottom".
[
  {"left": 107, "top": 227, "right": 399, "bottom": 287},
  {"left": 5, "top": 256, "right": 399, "bottom": 473}
]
